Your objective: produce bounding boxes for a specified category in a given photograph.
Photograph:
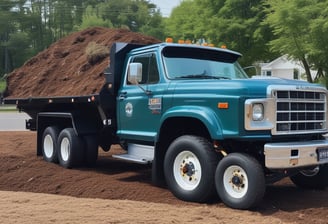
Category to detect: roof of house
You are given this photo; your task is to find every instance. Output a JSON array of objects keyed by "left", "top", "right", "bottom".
[{"left": 261, "top": 55, "right": 297, "bottom": 70}]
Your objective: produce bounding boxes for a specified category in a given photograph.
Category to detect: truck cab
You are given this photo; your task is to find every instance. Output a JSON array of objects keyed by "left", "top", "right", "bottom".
[{"left": 6, "top": 42, "right": 328, "bottom": 209}]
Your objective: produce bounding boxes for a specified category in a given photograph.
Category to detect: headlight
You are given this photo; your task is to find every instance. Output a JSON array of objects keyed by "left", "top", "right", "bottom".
[
  {"left": 245, "top": 99, "right": 274, "bottom": 131},
  {"left": 252, "top": 103, "right": 264, "bottom": 121}
]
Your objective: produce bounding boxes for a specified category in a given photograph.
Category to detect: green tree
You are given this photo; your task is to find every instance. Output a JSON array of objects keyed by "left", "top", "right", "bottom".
[
  {"left": 306, "top": 2, "right": 328, "bottom": 86},
  {"left": 165, "top": 1, "right": 203, "bottom": 42},
  {"left": 139, "top": 9, "right": 165, "bottom": 40},
  {"left": 264, "top": 0, "right": 328, "bottom": 84},
  {"left": 77, "top": 5, "right": 113, "bottom": 30},
  {"left": 165, "top": 0, "right": 275, "bottom": 69},
  {"left": 27, "top": 0, "right": 52, "bottom": 51},
  {"left": 77, "top": 0, "right": 164, "bottom": 39},
  {"left": 97, "top": 0, "right": 161, "bottom": 32},
  {"left": 209, "top": 0, "right": 274, "bottom": 66},
  {"left": 0, "top": 0, "right": 20, "bottom": 76},
  {"left": 6, "top": 32, "right": 33, "bottom": 69}
]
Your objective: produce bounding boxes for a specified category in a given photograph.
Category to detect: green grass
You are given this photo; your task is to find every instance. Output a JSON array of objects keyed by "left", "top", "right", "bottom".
[
  {"left": 0, "top": 80, "right": 5, "bottom": 93},
  {"left": 0, "top": 106, "right": 17, "bottom": 112},
  {"left": 0, "top": 80, "right": 16, "bottom": 111}
]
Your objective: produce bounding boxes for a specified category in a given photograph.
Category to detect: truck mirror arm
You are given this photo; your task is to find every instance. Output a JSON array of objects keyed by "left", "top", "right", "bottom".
[{"left": 137, "top": 84, "right": 152, "bottom": 95}]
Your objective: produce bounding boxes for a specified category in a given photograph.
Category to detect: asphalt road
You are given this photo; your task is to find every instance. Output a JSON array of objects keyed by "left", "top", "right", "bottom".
[{"left": 0, "top": 111, "right": 30, "bottom": 131}]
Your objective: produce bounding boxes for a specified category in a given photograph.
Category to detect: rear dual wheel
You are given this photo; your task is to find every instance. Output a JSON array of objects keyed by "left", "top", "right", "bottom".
[
  {"left": 42, "top": 126, "right": 60, "bottom": 163},
  {"left": 42, "top": 127, "right": 98, "bottom": 168},
  {"left": 57, "top": 128, "right": 84, "bottom": 168}
]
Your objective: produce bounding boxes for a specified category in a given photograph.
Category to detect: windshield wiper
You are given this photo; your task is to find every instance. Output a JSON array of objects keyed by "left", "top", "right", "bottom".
[{"left": 176, "top": 74, "right": 230, "bottom": 80}]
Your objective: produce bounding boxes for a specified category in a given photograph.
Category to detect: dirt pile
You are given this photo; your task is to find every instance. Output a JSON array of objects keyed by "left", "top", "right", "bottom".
[{"left": 5, "top": 27, "right": 160, "bottom": 98}]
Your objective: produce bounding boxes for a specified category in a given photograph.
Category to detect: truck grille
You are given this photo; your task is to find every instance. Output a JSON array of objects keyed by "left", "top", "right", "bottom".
[{"left": 274, "top": 89, "right": 327, "bottom": 134}]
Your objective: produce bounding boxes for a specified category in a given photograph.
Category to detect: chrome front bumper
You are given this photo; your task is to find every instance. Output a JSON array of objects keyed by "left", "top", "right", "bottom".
[{"left": 264, "top": 139, "right": 328, "bottom": 169}]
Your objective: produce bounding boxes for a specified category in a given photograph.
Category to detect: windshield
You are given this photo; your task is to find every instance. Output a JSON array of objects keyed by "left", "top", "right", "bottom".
[{"left": 162, "top": 46, "right": 248, "bottom": 80}]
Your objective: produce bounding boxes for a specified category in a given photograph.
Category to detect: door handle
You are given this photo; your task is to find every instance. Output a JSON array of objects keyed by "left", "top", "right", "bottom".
[{"left": 118, "top": 92, "right": 127, "bottom": 100}]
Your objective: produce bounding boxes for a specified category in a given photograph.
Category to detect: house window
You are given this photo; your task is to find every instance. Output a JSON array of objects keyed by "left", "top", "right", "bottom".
[
  {"left": 293, "top": 69, "right": 299, "bottom": 80},
  {"left": 266, "top": 71, "right": 272, "bottom": 76}
]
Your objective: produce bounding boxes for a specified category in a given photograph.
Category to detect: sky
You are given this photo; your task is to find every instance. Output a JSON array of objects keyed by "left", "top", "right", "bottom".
[{"left": 150, "top": 0, "right": 182, "bottom": 17}]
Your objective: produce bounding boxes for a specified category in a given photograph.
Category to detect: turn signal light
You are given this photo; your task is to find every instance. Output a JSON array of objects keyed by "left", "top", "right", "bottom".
[
  {"left": 218, "top": 102, "right": 229, "bottom": 109},
  {"left": 166, "top": 37, "right": 173, "bottom": 43}
]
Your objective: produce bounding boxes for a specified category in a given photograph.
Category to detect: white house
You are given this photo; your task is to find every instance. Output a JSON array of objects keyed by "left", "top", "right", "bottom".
[{"left": 260, "top": 55, "right": 316, "bottom": 81}]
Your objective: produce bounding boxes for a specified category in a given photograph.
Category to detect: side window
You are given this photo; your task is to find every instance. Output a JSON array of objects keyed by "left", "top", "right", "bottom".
[{"left": 129, "top": 53, "right": 159, "bottom": 85}]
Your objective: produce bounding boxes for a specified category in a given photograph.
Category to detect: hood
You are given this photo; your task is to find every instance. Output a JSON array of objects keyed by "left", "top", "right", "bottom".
[{"left": 172, "top": 77, "right": 325, "bottom": 98}]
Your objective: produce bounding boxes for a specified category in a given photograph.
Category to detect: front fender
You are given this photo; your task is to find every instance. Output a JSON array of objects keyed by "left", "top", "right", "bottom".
[{"left": 160, "top": 105, "right": 223, "bottom": 139}]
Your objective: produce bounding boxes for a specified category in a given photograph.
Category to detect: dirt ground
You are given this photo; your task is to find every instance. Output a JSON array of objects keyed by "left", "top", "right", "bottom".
[{"left": 0, "top": 131, "right": 327, "bottom": 223}]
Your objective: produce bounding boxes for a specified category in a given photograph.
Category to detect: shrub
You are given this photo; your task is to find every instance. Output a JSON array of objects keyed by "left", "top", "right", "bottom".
[{"left": 85, "top": 42, "right": 109, "bottom": 65}]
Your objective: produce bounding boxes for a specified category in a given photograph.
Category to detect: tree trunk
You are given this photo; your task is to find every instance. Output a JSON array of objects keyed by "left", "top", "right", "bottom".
[{"left": 301, "top": 58, "right": 313, "bottom": 83}]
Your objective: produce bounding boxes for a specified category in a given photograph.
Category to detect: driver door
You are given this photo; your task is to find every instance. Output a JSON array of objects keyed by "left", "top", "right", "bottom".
[{"left": 117, "top": 52, "right": 163, "bottom": 142}]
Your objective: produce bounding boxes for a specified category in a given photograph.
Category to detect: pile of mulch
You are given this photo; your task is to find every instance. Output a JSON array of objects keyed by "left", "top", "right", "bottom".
[{"left": 5, "top": 27, "right": 160, "bottom": 98}]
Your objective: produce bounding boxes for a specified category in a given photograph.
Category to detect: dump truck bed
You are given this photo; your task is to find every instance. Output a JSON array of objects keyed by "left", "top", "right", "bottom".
[{"left": 4, "top": 94, "right": 101, "bottom": 129}]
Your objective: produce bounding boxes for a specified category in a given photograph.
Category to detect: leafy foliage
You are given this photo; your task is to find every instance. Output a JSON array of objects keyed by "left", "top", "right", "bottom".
[
  {"left": 0, "top": 80, "right": 5, "bottom": 93},
  {"left": 264, "top": 0, "right": 328, "bottom": 85},
  {"left": 85, "top": 42, "right": 109, "bottom": 65},
  {"left": 76, "top": 6, "right": 113, "bottom": 30},
  {"left": 166, "top": 0, "right": 277, "bottom": 68}
]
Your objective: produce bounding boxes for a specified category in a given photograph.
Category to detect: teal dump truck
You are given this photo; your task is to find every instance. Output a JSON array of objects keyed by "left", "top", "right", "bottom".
[{"left": 4, "top": 42, "right": 328, "bottom": 209}]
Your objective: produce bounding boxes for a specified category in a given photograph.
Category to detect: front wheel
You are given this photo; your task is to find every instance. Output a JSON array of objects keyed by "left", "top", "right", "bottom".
[
  {"left": 290, "top": 165, "right": 328, "bottom": 189},
  {"left": 57, "top": 128, "right": 84, "bottom": 168},
  {"left": 215, "top": 153, "right": 265, "bottom": 209},
  {"left": 164, "top": 135, "right": 219, "bottom": 203}
]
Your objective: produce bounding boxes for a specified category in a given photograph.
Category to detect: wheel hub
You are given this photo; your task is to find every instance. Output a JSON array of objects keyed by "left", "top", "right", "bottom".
[
  {"left": 230, "top": 170, "right": 245, "bottom": 189},
  {"left": 232, "top": 175, "right": 242, "bottom": 186},
  {"left": 181, "top": 161, "right": 195, "bottom": 178}
]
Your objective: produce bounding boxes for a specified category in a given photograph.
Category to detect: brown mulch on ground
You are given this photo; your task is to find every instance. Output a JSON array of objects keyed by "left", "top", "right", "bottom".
[
  {"left": 0, "top": 131, "right": 327, "bottom": 223},
  {"left": 5, "top": 27, "right": 160, "bottom": 98}
]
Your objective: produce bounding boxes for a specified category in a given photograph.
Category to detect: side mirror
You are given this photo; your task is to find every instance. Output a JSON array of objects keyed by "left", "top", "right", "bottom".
[{"left": 128, "top": 63, "right": 142, "bottom": 85}]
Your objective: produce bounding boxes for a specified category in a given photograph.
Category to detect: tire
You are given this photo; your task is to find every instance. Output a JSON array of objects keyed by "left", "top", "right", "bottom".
[
  {"left": 164, "top": 135, "right": 219, "bottom": 203},
  {"left": 152, "top": 146, "right": 166, "bottom": 187},
  {"left": 42, "top": 126, "right": 60, "bottom": 163},
  {"left": 215, "top": 153, "right": 265, "bottom": 209},
  {"left": 57, "top": 128, "right": 84, "bottom": 168},
  {"left": 84, "top": 135, "right": 99, "bottom": 167},
  {"left": 290, "top": 165, "right": 328, "bottom": 190}
]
